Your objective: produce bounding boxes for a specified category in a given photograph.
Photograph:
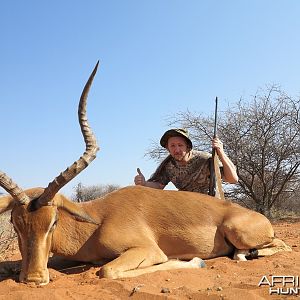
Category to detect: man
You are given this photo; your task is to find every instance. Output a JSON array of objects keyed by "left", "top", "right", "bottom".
[{"left": 134, "top": 128, "right": 238, "bottom": 194}]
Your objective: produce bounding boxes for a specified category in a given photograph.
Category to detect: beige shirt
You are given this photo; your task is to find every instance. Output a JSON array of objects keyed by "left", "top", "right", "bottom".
[{"left": 149, "top": 150, "right": 221, "bottom": 194}]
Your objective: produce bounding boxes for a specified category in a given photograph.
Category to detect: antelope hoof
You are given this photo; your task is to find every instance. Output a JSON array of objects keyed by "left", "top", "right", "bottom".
[
  {"left": 233, "top": 250, "right": 250, "bottom": 261},
  {"left": 190, "top": 257, "right": 206, "bottom": 268}
]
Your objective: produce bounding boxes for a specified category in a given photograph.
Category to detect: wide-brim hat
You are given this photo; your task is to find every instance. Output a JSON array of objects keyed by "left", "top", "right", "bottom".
[{"left": 160, "top": 128, "right": 193, "bottom": 149}]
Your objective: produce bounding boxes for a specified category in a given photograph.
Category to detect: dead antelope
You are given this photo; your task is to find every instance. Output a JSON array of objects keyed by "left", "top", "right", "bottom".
[{"left": 0, "top": 63, "right": 291, "bottom": 286}]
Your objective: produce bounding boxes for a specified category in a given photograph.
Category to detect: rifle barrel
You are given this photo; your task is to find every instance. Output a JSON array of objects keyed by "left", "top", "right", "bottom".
[
  {"left": 213, "top": 96, "right": 218, "bottom": 139},
  {"left": 209, "top": 96, "right": 218, "bottom": 197}
]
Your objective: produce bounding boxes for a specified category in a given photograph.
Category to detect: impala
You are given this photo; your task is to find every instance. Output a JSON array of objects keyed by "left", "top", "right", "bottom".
[{"left": 0, "top": 62, "right": 291, "bottom": 286}]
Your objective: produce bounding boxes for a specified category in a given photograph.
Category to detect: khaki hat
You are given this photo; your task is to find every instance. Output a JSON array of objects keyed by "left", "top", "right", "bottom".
[{"left": 160, "top": 128, "right": 193, "bottom": 149}]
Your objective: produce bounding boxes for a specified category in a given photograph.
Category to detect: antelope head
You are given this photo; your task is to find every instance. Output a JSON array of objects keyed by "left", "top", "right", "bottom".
[{"left": 0, "top": 62, "right": 99, "bottom": 285}]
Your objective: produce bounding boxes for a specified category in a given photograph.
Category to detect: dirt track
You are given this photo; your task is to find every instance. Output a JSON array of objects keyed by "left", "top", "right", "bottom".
[{"left": 0, "top": 220, "right": 299, "bottom": 300}]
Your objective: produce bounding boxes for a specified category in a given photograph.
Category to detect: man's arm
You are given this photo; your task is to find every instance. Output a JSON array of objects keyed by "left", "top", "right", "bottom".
[
  {"left": 145, "top": 181, "right": 165, "bottom": 189},
  {"left": 212, "top": 138, "right": 238, "bottom": 184},
  {"left": 134, "top": 168, "right": 165, "bottom": 189}
]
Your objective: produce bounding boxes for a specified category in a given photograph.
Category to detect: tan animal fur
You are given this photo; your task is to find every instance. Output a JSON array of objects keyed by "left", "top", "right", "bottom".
[{"left": 0, "top": 62, "right": 291, "bottom": 286}]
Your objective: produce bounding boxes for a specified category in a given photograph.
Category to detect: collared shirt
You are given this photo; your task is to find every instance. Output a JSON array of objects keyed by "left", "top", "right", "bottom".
[{"left": 149, "top": 150, "right": 222, "bottom": 194}]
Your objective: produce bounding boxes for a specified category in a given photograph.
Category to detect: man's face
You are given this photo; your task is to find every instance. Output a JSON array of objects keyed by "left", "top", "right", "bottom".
[{"left": 167, "top": 136, "right": 189, "bottom": 161}]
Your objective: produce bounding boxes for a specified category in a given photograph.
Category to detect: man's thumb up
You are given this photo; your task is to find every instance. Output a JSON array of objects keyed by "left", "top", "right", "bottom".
[{"left": 134, "top": 168, "right": 146, "bottom": 186}]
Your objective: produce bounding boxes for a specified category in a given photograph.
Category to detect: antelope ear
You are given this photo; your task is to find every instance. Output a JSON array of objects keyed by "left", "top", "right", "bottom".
[
  {"left": 0, "top": 195, "right": 17, "bottom": 213},
  {"left": 53, "top": 194, "right": 99, "bottom": 225}
]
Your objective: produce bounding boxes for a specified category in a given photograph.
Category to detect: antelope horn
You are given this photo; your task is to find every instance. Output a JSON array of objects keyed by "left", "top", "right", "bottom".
[
  {"left": 0, "top": 171, "right": 30, "bottom": 204},
  {"left": 37, "top": 61, "right": 100, "bottom": 206}
]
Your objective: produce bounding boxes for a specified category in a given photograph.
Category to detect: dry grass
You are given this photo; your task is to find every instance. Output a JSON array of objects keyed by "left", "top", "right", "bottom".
[
  {"left": 0, "top": 212, "right": 18, "bottom": 261},
  {"left": 269, "top": 207, "right": 300, "bottom": 221}
]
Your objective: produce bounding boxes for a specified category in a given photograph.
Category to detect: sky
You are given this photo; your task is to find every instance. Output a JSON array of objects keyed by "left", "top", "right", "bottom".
[{"left": 1, "top": 1, "right": 300, "bottom": 197}]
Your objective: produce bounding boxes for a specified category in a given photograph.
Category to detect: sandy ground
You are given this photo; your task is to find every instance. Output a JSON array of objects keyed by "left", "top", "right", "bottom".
[{"left": 0, "top": 219, "right": 299, "bottom": 300}]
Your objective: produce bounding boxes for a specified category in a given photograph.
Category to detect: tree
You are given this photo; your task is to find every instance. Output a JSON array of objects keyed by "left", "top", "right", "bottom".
[
  {"left": 146, "top": 85, "right": 300, "bottom": 217},
  {"left": 71, "top": 182, "right": 121, "bottom": 202}
]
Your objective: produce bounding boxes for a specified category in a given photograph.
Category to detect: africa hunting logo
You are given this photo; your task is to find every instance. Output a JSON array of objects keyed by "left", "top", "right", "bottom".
[{"left": 258, "top": 275, "right": 300, "bottom": 295}]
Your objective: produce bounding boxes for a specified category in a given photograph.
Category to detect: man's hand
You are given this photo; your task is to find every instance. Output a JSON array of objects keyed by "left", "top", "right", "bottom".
[
  {"left": 212, "top": 137, "right": 224, "bottom": 155},
  {"left": 211, "top": 138, "right": 238, "bottom": 184},
  {"left": 134, "top": 168, "right": 146, "bottom": 186}
]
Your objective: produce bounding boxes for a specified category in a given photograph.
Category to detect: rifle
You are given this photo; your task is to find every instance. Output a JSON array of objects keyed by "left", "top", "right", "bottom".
[
  {"left": 208, "top": 97, "right": 225, "bottom": 200},
  {"left": 208, "top": 97, "right": 218, "bottom": 196}
]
